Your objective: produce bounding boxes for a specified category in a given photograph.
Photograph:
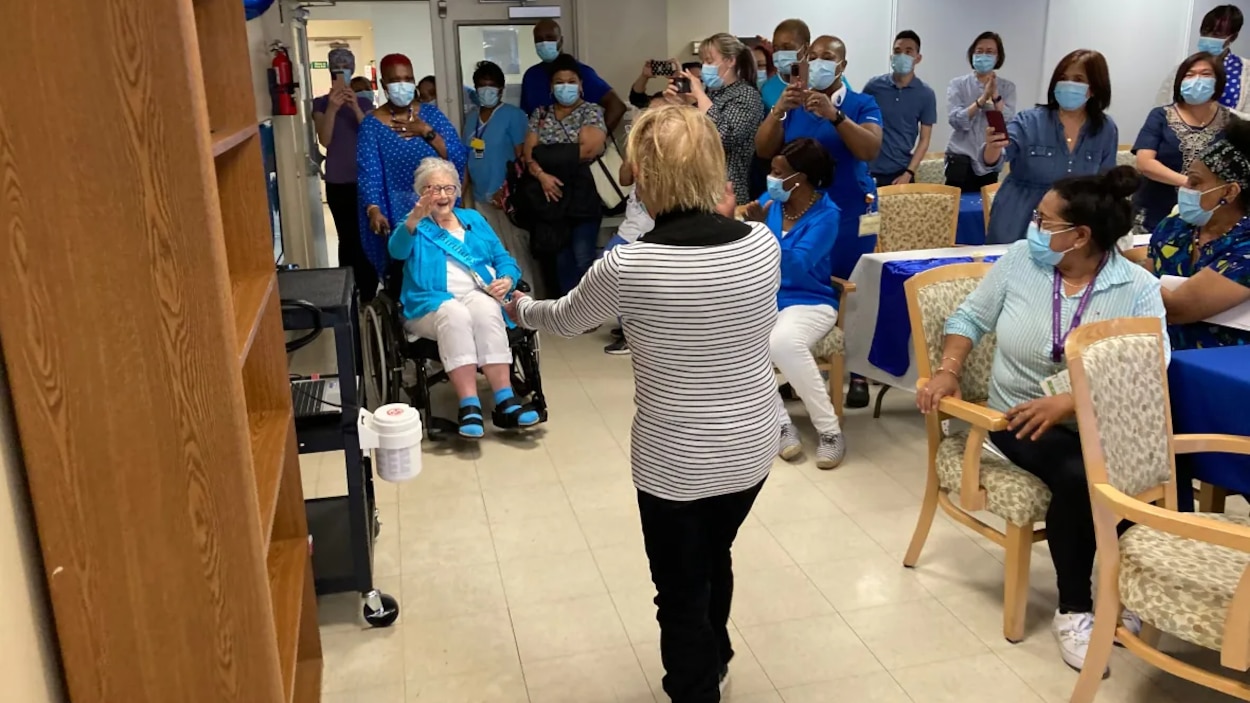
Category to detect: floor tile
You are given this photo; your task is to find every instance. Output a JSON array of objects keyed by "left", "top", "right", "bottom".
[
  {"left": 398, "top": 517, "right": 497, "bottom": 571},
  {"left": 611, "top": 588, "right": 660, "bottom": 644},
  {"left": 633, "top": 634, "right": 775, "bottom": 700},
  {"left": 749, "top": 482, "right": 843, "bottom": 527},
  {"left": 840, "top": 598, "right": 989, "bottom": 669},
  {"left": 730, "top": 565, "right": 836, "bottom": 627},
  {"left": 732, "top": 525, "right": 798, "bottom": 571},
  {"left": 483, "top": 482, "right": 574, "bottom": 523},
  {"left": 510, "top": 593, "right": 630, "bottom": 665},
  {"left": 812, "top": 467, "right": 918, "bottom": 515},
  {"left": 996, "top": 634, "right": 1180, "bottom": 703},
  {"left": 778, "top": 671, "right": 912, "bottom": 702},
  {"left": 739, "top": 615, "right": 883, "bottom": 689},
  {"left": 499, "top": 550, "right": 607, "bottom": 607},
  {"left": 892, "top": 652, "right": 1044, "bottom": 703},
  {"left": 321, "top": 683, "right": 407, "bottom": 703},
  {"left": 402, "top": 609, "right": 521, "bottom": 682},
  {"left": 800, "top": 553, "right": 931, "bottom": 612},
  {"left": 399, "top": 562, "right": 507, "bottom": 623},
  {"left": 523, "top": 647, "right": 654, "bottom": 703},
  {"left": 321, "top": 625, "right": 405, "bottom": 693},
  {"left": 765, "top": 515, "right": 885, "bottom": 565},
  {"left": 592, "top": 542, "right": 656, "bottom": 594},
  {"left": 406, "top": 665, "right": 529, "bottom": 702},
  {"left": 490, "top": 513, "right": 588, "bottom": 562}
]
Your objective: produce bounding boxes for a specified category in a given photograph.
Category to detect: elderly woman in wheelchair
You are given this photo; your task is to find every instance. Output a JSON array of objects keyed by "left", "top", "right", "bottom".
[{"left": 387, "top": 156, "right": 541, "bottom": 438}]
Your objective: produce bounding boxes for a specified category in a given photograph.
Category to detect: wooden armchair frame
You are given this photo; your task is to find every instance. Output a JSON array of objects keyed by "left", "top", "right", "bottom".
[
  {"left": 778, "top": 276, "right": 855, "bottom": 419},
  {"left": 900, "top": 262, "right": 1047, "bottom": 643},
  {"left": 875, "top": 184, "right": 962, "bottom": 253},
  {"left": 1067, "top": 317, "right": 1250, "bottom": 702},
  {"left": 980, "top": 182, "right": 1001, "bottom": 231}
]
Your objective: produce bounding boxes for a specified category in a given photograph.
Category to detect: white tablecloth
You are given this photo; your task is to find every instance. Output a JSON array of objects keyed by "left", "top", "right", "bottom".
[{"left": 842, "top": 235, "right": 1151, "bottom": 392}]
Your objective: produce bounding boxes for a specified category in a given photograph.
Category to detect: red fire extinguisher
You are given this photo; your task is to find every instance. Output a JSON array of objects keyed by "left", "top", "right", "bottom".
[{"left": 269, "top": 41, "right": 298, "bottom": 116}]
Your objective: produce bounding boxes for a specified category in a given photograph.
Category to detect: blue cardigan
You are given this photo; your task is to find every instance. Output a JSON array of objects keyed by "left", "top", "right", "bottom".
[
  {"left": 760, "top": 192, "right": 842, "bottom": 310},
  {"left": 387, "top": 207, "right": 522, "bottom": 321}
]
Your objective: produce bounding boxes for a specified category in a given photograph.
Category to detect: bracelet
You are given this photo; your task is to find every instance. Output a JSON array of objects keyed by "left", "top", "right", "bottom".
[
  {"left": 936, "top": 366, "right": 961, "bottom": 380},
  {"left": 905, "top": 169, "right": 916, "bottom": 179},
  {"left": 941, "top": 356, "right": 963, "bottom": 369}
]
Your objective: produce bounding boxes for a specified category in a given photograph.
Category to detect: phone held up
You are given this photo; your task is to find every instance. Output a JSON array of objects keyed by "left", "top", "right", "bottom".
[
  {"left": 649, "top": 59, "right": 676, "bottom": 77},
  {"left": 985, "top": 108, "right": 1007, "bottom": 135},
  {"left": 673, "top": 75, "right": 692, "bottom": 94},
  {"left": 789, "top": 57, "right": 809, "bottom": 90}
]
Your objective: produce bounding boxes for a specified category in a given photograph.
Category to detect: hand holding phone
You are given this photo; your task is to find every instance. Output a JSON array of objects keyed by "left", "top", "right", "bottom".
[
  {"left": 985, "top": 109, "right": 1007, "bottom": 135},
  {"left": 649, "top": 60, "right": 676, "bottom": 77},
  {"left": 673, "top": 75, "right": 692, "bottom": 94}
]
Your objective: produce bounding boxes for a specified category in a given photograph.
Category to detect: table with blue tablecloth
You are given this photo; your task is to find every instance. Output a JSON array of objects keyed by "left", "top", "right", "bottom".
[
  {"left": 1168, "top": 345, "right": 1250, "bottom": 509},
  {"left": 957, "top": 193, "right": 987, "bottom": 246}
]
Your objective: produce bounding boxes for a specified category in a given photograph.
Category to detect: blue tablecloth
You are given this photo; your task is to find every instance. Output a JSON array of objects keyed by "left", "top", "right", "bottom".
[
  {"left": 867, "top": 255, "right": 999, "bottom": 376},
  {"left": 1168, "top": 346, "right": 1250, "bottom": 507},
  {"left": 958, "top": 194, "right": 986, "bottom": 246}
]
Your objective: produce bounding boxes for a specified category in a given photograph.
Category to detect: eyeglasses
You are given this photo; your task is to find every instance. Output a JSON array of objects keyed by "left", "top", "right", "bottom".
[
  {"left": 424, "top": 185, "right": 459, "bottom": 196},
  {"left": 1031, "top": 210, "right": 1073, "bottom": 230}
]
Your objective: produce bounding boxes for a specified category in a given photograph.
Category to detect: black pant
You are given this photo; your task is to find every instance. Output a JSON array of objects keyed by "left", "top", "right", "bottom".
[
  {"left": 944, "top": 160, "right": 999, "bottom": 193},
  {"left": 637, "top": 478, "right": 765, "bottom": 703},
  {"left": 325, "top": 181, "right": 379, "bottom": 303},
  {"left": 873, "top": 169, "right": 909, "bottom": 187},
  {"left": 990, "top": 426, "right": 1095, "bottom": 612}
]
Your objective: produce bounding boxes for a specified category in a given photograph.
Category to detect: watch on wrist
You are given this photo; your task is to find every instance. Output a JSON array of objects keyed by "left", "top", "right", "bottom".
[
  {"left": 831, "top": 109, "right": 846, "bottom": 126},
  {"left": 905, "top": 169, "right": 916, "bottom": 180},
  {"left": 421, "top": 129, "right": 437, "bottom": 143}
]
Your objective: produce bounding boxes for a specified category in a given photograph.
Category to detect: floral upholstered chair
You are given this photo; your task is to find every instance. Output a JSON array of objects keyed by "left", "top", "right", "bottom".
[
  {"left": 1066, "top": 317, "right": 1250, "bottom": 703},
  {"left": 902, "top": 262, "right": 1052, "bottom": 643},
  {"left": 915, "top": 155, "right": 946, "bottom": 184},
  {"left": 875, "top": 184, "right": 961, "bottom": 253}
]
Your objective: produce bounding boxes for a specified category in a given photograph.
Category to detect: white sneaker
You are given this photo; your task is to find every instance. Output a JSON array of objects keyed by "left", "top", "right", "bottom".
[
  {"left": 1117, "top": 609, "right": 1142, "bottom": 646},
  {"left": 719, "top": 666, "right": 729, "bottom": 694},
  {"left": 1052, "top": 611, "right": 1109, "bottom": 677},
  {"left": 779, "top": 424, "right": 802, "bottom": 461}
]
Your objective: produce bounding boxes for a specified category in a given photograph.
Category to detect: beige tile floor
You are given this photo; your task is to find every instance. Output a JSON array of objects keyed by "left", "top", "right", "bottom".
[
  {"left": 310, "top": 211, "right": 1243, "bottom": 700},
  {"left": 300, "top": 330, "right": 1250, "bottom": 703}
]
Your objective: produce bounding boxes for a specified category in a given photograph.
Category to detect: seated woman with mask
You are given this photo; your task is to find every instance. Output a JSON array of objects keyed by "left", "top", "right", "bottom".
[
  {"left": 738, "top": 138, "right": 845, "bottom": 468},
  {"left": 389, "top": 157, "right": 540, "bottom": 438},
  {"left": 1150, "top": 118, "right": 1250, "bottom": 349},
  {"left": 919, "top": 165, "right": 1163, "bottom": 674}
]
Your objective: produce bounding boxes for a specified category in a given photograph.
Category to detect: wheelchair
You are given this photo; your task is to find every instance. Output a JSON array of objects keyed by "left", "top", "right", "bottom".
[{"left": 359, "top": 279, "right": 548, "bottom": 441}]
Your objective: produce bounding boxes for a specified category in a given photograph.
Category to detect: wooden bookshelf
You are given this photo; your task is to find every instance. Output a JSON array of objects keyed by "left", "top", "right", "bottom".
[{"left": 0, "top": 1, "right": 322, "bottom": 702}]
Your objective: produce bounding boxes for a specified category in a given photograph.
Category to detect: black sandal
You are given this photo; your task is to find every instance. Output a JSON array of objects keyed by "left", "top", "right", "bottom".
[
  {"left": 491, "top": 396, "right": 541, "bottom": 429},
  {"left": 458, "top": 404, "right": 485, "bottom": 438}
]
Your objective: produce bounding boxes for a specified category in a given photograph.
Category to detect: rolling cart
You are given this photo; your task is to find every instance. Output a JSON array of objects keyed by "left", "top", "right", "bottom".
[{"left": 278, "top": 266, "right": 399, "bottom": 628}]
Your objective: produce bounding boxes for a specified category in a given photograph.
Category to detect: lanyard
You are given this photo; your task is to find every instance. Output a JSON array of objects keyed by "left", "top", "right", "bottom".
[
  {"left": 1051, "top": 254, "right": 1107, "bottom": 362},
  {"left": 473, "top": 110, "right": 491, "bottom": 140}
]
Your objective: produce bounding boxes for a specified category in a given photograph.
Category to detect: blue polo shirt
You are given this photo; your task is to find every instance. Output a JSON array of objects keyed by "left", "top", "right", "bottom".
[
  {"left": 520, "top": 58, "right": 612, "bottom": 115},
  {"left": 861, "top": 73, "right": 937, "bottom": 176},
  {"left": 761, "top": 73, "right": 854, "bottom": 110},
  {"left": 462, "top": 103, "right": 529, "bottom": 201}
]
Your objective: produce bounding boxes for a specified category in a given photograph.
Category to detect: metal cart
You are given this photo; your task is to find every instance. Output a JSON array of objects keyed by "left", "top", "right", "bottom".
[{"left": 278, "top": 266, "right": 399, "bottom": 628}]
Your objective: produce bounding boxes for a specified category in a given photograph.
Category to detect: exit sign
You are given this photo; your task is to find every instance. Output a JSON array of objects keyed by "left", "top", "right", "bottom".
[{"left": 311, "top": 61, "right": 329, "bottom": 69}]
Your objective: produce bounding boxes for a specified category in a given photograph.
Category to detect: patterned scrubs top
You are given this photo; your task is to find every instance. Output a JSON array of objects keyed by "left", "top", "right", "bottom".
[
  {"left": 528, "top": 101, "right": 607, "bottom": 145},
  {"left": 1149, "top": 213, "right": 1250, "bottom": 349}
]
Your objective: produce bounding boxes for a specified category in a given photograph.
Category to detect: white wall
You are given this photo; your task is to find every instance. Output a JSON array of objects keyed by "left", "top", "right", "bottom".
[
  {"left": 668, "top": 0, "right": 730, "bottom": 60},
  {"left": 895, "top": 0, "right": 1050, "bottom": 155},
  {"left": 578, "top": 0, "right": 670, "bottom": 104},
  {"left": 304, "top": 1, "right": 435, "bottom": 87}
]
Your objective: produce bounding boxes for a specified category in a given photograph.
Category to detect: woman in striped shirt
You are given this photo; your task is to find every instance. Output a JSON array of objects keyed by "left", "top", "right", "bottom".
[
  {"left": 507, "top": 104, "right": 780, "bottom": 702},
  {"left": 917, "top": 165, "right": 1165, "bottom": 675}
]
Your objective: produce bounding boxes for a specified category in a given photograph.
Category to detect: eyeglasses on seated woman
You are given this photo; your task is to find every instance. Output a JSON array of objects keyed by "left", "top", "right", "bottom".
[
  {"left": 388, "top": 157, "right": 540, "bottom": 439},
  {"left": 918, "top": 165, "right": 1166, "bottom": 674}
]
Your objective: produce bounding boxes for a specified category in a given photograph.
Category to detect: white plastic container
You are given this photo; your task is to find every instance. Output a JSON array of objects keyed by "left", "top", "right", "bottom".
[{"left": 358, "top": 404, "right": 423, "bottom": 483}]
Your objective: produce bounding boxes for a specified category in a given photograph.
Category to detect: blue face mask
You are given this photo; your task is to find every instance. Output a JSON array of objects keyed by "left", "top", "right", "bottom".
[
  {"left": 891, "top": 53, "right": 915, "bottom": 75},
  {"left": 774, "top": 50, "right": 798, "bottom": 75},
  {"left": 477, "top": 86, "right": 501, "bottom": 108},
  {"left": 1054, "top": 80, "right": 1089, "bottom": 111},
  {"left": 1177, "top": 185, "right": 1225, "bottom": 226},
  {"left": 553, "top": 83, "right": 580, "bottom": 106},
  {"left": 1181, "top": 76, "right": 1217, "bottom": 105},
  {"left": 701, "top": 63, "right": 724, "bottom": 90},
  {"left": 1027, "top": 222, "right": 1075, "bottom": 267},
  {"left": 1198, "top": 35, "right": 1228, "bottom": 55},
  {"left": 757, "top": 70, "right": 768, "bottom": 88},
  {"left": 536, "top": 41, "right": 560, "bottom": 63},
  {"left": 809, "top": 59, "right": 840, "bottom": 91},
  {"left": 972, "top": 54, "right": 996, "bottom": 75},
  {"left": 385, "top": 81, "right": 416, "bottom": 107},
  {"left": 766, "top": 173, "right": 800, "bottom": 203},
  {"left": 355, "top": 90, "right": 373, "bottom": 102}
]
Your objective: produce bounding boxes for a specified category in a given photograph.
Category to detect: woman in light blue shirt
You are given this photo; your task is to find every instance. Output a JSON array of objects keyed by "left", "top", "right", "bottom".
[
  {"left": 983, "top": 50, "right": 1119, "bottom": 244},
  {"left": 945, "top": 31, "right": 1017, "bottom": 192},
  {"left": 918, "top": 166, "right": 1164, "bottom": 675}
]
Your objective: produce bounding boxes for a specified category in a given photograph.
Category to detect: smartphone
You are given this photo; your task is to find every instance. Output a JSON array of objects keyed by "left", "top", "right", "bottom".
[
  {"left": 673, "top": 76, "right": 692, "bottom": 94},
  {"left": 985, "top": 109, "right": 1007, "bottom": 135},
  {"left": 790, "top": 56, "right": 809, "bottom": 88},
  {"left": 649, "top": 60, "right": 676, "bottom": 77}
]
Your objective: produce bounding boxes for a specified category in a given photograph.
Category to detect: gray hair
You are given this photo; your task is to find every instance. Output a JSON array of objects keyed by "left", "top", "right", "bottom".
[{"left": 412, "top": 157, "right": 461, "bottom": 194}]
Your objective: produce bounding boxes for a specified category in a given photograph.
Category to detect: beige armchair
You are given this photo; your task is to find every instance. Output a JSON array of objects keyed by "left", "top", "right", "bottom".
[
  {"left": 1066, "top": 317, "right": 1250, "bottom": 702},
  {"left": 980, "top": 182, "right": 1000, "bottom": 231},
  {"left": 875, "top": 184, "right": 961, "bottom": 253},
  {"left": 902, "top": 262, "right": 1052, "bottom": 643},
  {"left": 802, "top": 277, "right": 855, "bottom": 419}
]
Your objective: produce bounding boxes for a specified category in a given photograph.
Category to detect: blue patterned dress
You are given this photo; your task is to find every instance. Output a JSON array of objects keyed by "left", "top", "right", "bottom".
[
  {"left": 356, "top": 103, "right": 468, "bottom": 275},
  {"left": 1149, "top": 214, "right": 1250, "bottom": 350}
]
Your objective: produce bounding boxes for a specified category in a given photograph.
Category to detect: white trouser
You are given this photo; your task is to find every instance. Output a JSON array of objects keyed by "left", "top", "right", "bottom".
[
  {"left": 403, "top": 290, "right": 512, "bottom": 372},
  {"left": 475, "top": 202, "right": 543, "bottom": 298},
  {"left": 771, "top": 304, "right": 841, "bottom": 435}
]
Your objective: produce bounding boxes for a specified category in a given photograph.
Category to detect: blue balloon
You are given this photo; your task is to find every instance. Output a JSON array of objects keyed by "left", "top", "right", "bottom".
[{"left": 244, "top": 0, "right": 276, "bottom": 20}]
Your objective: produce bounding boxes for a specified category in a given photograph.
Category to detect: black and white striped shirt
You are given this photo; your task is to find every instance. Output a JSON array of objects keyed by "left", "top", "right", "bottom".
[{"left": 516, "top": 210, "right": 780, "bottom": 501}]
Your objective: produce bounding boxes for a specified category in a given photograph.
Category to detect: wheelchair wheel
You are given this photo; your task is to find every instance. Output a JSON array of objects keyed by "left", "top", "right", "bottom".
[{"left": 361, "top": 296, "right": 403, "bottom": 411}]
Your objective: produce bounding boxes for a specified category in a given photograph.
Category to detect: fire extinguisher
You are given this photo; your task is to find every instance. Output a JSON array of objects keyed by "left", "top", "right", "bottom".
[{"left": 269, "top": 41, "right": 298, "bottom": 116}]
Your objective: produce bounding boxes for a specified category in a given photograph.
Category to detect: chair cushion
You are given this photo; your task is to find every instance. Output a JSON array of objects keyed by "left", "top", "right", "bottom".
[
  {"left": 811, "top": 326, "right": 844, "bottom": 360},
  {"left": 1119, "top": 514, "right": 1250, "bottom": 651},
  {"left": 936, "top": 431, "right": 1051, "bottom": 527}
]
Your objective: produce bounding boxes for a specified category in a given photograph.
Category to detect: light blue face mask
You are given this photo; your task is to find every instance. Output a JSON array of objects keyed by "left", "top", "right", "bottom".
[
  {"left": 1054, "top": 80, "right": 1089, "bottom": 111},
  {"left": 385, "top": 81, "right": 416, "bottom": 107},
  {"left": 766, "top": 173, "right": 800, "bottom": 203},
  {"left": 701, "top": 63, "right": 724, "bottom": 90},
  {"left": 891, "top": 53, "right": 915, "bottom": 75},
  {"left": 774, "top": 50, "right": 798, "bottom": 75},
  {"left": 536, "top": 41, "right": 560, "bottom": 63},
  {"left": 553, "top": 83, "right": 580, "bottom": 106},
  {"left": 809, "top": 59, "right": 840, "bottom": 91},
  {"left": 1177, "top": 185, "right": 1225, "bottom": 225},
  {"left": 1181, "top": 76, "right": 1217, "bottom": 105},
  {"left": 476, "top": 86, "right": 501, "bottom": 108},
  {"left": 757, "top": 70, "right": 768, "bottom": 88},
  {"left": 1198, "top": 35, "right": 1228, "bottom": 55},
  {"left": 1026, "top": 222, "right": 1075, "bottom": 267},
  {"left": 972, "top": 54, "right": 996, "bottom": 75}
]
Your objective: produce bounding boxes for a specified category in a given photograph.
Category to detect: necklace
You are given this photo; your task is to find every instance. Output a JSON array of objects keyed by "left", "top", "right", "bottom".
[{"left": 783, "top": 192, "right": 819, "bottom": 221}]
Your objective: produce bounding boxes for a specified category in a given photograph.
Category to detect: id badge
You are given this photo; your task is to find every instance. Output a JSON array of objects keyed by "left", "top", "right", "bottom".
[
  {"left": 858, "top": 212, "right": 881, "bottom": 237},
  {"left": 470, "top": 137, "right": 486, "bottom": 159},
  {"left": 1040, "top": 369, "right": 1071, "bottom": 397}
]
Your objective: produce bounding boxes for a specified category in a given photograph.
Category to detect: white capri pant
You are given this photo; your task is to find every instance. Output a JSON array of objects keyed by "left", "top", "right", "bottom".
[
  {"left": 402, "top": 290, "right": 512, "bottom": 372},
  {"left": 771, "top": 304, "right": 841, "bottom": 435}
]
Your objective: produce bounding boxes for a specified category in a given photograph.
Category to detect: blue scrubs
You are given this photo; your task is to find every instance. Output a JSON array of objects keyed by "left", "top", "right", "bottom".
[{"left": 462, "top": 103, "right": 529, "bottom": 201}]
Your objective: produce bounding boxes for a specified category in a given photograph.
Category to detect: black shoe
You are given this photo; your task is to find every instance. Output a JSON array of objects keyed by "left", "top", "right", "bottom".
[
  {"left": 610, "top": 326, "right": 624, "bottom": 338},
  {"left": 604, "top": 337, "right": 630, "bottom": 355},
  {"left": 778, "top": 383, "right": 796, "bottom": 401},
  {"left": 846, "top": 378, "right": 870, "bottom": 408}
]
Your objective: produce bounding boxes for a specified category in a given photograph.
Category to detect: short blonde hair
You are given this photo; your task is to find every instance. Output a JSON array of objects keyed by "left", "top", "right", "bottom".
[
  {"left": 412, "top": 157, "right": 460, "bottom": 194},
  {"left": 625, "top": 104, "right": 726, "bottom": 215}
]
